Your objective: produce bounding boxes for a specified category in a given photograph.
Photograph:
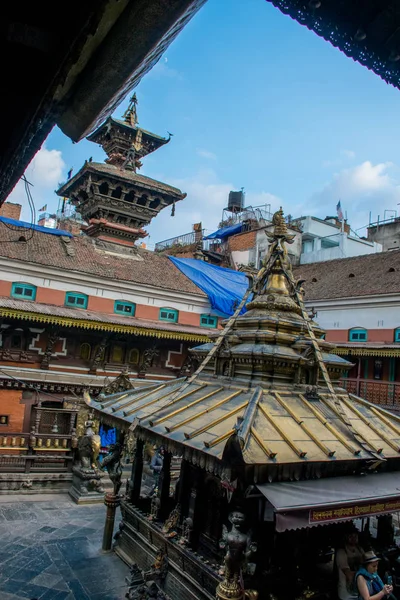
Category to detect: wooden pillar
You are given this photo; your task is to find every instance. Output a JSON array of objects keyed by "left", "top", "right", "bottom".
[
  {"left": 157, "top": 451, "right": 171, "bottom": 520},
  {"left": 41, "top": 328, "right": 59, "bottom": 370},
  {"left": 389, "top": 358, "right": 396, "bottom": 382},
  {"left": 130, "top": 439, "right": 144, "bottom": 505},
  {"left": 187, "top": 469, "right": 203, "bottom": 547},
  {"left": 176, "top": 459, "right": 192, "bottom": 521}
]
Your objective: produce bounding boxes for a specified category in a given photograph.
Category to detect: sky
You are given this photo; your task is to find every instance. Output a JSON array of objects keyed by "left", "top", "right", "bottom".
[{"left": 8, "top": 0, "right": 400, "bottom": 247}]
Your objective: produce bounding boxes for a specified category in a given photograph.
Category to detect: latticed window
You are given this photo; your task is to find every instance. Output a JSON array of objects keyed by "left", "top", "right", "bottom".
[
  {"left": 159, "top": 308, "right": 178, "bottom": 323},
  {"left": 114, "top": 300, "right": 136, "bottom": 316},
  {"left": 200, "top": 314, "right": 218, "bottom": 328},
  {"left": 65, "top": 292, "right": 88, "bottom": 309},
  {"left": 349, "top": 328, "right": 368, "bottom": 342},
  {"left": 11, "top": 282, "right": 37, "bottom": 300}
]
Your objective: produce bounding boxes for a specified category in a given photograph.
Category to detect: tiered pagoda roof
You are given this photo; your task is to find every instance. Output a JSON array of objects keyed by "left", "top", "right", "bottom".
[
  {"left": 57, "top": 95, "right": 186, "bottom": 245},
  {"left": 88, "top": 209, "right": 400, "bottom": 481}
]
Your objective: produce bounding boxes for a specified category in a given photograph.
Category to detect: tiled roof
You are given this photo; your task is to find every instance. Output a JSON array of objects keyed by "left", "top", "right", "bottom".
[
  {"left": 228, "top": 230, "right": 257, "bottom": 252},
  {"left": 58, "top": 162, "right": 185, "bottom": 198},
  {"left": 0, "top": 298, "right": 212, "bottom": 342},
  {"left": 0, "top": 222, "right": 205, "bottom": 296},
  {"left": 294, "top": 250, "right": 400, "bottom": 300}
]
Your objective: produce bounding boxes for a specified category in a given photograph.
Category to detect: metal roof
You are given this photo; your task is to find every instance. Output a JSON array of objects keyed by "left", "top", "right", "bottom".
[{"left": 87, "top": 378, "right": 400, "bottom": 469}]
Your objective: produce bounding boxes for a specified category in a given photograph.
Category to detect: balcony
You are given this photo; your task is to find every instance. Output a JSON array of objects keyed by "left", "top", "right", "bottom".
[
  {"left": 340, "top": 378, "right": 400, "bottom": 411},
  {"left": 155, "top": 230, "right": 204, "bottom": 252}
]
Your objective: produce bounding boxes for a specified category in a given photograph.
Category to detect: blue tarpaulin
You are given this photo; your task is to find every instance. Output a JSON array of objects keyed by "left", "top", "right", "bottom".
[
  {"left": 168, "top": 256, "right": 250, "bottom": 317},
  {"left": 0, "top": 216, "right": 73, "bottom": 237},
  {"left": 99, "top": 425, "right": 117, "bottom": 448},
  {"left": 203, "top": 223, "right": 243, "bottom": 240}
]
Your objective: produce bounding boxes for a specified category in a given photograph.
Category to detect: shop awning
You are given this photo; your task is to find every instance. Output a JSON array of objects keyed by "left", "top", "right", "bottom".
[{"left": 258, "top": 472, "right": 400, "bottom": 532}]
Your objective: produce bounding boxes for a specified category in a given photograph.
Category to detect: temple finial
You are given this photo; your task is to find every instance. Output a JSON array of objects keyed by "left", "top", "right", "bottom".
[
  {"left": 123, "top": 93, "right": 138, "bottom": 127},
  {"left": 271, "top": 206, "right": 288, "bottom": 237}
]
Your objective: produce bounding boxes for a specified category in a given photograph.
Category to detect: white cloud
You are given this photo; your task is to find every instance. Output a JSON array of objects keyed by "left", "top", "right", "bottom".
[
  {"left": 196, "top": 148, "right": 217, "bottom": 160},
  {"left": 307, "top": 160, "right": 400, "bottom": 232},
  {"left": 6, "top": 145, "right": 65, "bottom": 220}
]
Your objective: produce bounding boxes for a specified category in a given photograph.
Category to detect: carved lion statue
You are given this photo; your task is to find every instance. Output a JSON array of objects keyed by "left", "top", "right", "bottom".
[{"left": 77, "top": 433, "right": 101, "bottom": 469}]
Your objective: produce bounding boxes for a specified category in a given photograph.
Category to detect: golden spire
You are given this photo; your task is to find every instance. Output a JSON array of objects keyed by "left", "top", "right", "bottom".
[
  {"left": 123, "top": 93, "right": 138, "bottom": 127},
  {"left": 252, "top": 207, "right": 296, "bottom": 298}
]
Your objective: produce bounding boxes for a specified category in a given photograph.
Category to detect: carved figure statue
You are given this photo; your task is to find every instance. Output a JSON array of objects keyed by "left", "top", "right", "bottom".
[
  {"left": 101, "top": 441, "right": 123, "bottom": 495},
  {"left": 179, "top": 516, "right": 193, "bottom": 546},
  {"left": 162, "top": 503, "right": 180, "bottom": 537},
  {"left": 220, "top": 511, "right": 257, "bottom": 580},
  {"left": 77, "top": 425, "right": 101, "bottom": 469},
  {"left": 217, "top": 511, "right": 258, "bottom": 600},
  {"left": 143, "top": 549, "right": 168, "bottom": 583},
  {"left": 139, "top": 345, "right": 160, "bottom": 373}
]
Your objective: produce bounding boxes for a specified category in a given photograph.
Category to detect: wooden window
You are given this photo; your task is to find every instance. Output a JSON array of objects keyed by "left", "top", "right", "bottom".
[
  {"left": 65, "top": 292, "right": 88, "bottom": 309},
  {"left": 128, "top": 349, "right": 139, "bottom": 365},
  {"left": 10, "top": 333, "right": 23, "bottom": 349},
  {"left": 348, "top": 328, "right": 368, "bottom": 342},
  {"left": 111, "top": 345, "right": 124, "bottom": 363},
  {"left": 159, "top": 308, "right": 178, "bottom": 323},
  {"left": 0, "top": 416, "right": 9, "bottom": 425},
  {"left": 114, "top": 300, "right": 136, "bottom": 316},
  {"left": 80, "top": 343, "right": 91, "bottom": 360},
  {"left": 200, "top": 314, "right": 218, "bottom": 328},
  {"left": 11, "top": 282, "right": 37, "bottom": 300}
]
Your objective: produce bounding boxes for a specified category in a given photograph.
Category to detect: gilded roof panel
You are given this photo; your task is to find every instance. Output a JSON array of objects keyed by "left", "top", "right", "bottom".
[
  {"left": 90, "top": 380, "right": 400, "bottom": 464},
  {"left": 88, "top": 382, "right": 400, "bottom": 465}
]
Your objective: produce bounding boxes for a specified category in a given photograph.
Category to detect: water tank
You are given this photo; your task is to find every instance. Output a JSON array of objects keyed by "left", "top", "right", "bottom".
[{"left": 227, "top": 190, "right": 244, "bottom": 212}]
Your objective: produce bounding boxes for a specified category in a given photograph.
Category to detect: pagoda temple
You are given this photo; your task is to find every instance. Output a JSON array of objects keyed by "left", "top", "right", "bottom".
[
  {"left": 57, "top": 94, "right": 186, "bottom": 246},
  {"left": 88, "top": 209, "right": 400, "bottom": 600}
]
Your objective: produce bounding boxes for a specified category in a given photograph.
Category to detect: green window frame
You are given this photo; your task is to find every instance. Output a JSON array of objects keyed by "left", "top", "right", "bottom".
[
  {"left": 11, "top": 282, "right": 37, "bottom": 300},
  {"left": 395, "top": 328, "right": 400, "bottom": 343},
  {"left": 200, "top": 314, "right": 218, "bottom": 328},
  {"left": 159, "top": 308, "right": 178, "bottom": 323},
  {"left": 65, "top": 292, "right": 88, "bottom": 309},
  {"left": 348, "top": 328, "right": 368, "bottom": 342},
  {"left": 114, "top": 300, "right": 136, "bottom": 316}
]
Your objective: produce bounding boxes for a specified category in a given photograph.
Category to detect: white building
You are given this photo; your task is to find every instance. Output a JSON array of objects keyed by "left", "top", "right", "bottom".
[{"left": 298, "top": 216, "right": 382, "bottom": 265}]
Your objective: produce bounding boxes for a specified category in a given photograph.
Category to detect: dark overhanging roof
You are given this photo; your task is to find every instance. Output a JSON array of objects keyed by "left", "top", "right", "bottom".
[
  {"left": 0, "top": 0, "right": 206, "bottom": 206},
  {"left": 267, "top": 0, "right": 400, "bottom": 90}
]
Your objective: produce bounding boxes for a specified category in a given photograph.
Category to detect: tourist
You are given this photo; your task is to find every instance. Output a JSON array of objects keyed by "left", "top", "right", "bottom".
[{"left": 355, "top": 551, "right": 393, "bottom": 600}]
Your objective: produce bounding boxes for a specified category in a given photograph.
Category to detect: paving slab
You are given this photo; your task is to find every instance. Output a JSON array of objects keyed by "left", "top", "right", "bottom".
[{"left": 0, "top": 495, "right": 129, "bottom": 600}]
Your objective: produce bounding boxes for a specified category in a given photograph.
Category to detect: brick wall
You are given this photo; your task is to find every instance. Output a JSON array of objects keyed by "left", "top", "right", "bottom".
[
  {"left": 0, "top": 389, "right": 24, "bottom": 431},
  {"left": 0, "top": 202, "right": 22, "bottom": 220},
  {"left": 228, "top": 230, "right": 256, "bottom": 252}
]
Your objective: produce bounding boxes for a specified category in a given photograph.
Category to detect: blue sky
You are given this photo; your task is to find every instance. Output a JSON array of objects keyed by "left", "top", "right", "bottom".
[{"left": 10, "top": 0, "right": 400, "bottom": 246}]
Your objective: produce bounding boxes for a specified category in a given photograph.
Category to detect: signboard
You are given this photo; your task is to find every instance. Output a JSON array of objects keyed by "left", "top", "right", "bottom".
[{"left": 310, "top": 498, "right": 400, "bottom": 524}]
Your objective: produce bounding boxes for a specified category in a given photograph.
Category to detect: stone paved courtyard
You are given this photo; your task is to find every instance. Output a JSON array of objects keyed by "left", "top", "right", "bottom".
[{"left": 0, "top": 494, "right": 129, "bottom": 600}]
